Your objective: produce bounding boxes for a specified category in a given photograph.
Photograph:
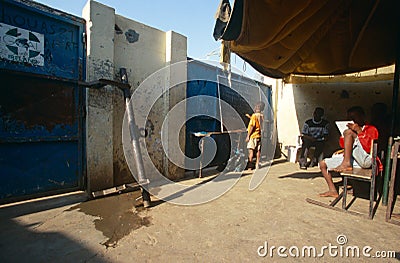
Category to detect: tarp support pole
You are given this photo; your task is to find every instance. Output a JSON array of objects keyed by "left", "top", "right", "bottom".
[
  {"left": 383, "top": 52, "right": 400, "bottom": 206},
  {"left": 383, "top": 137, "right": 393, "bottom": 205}
]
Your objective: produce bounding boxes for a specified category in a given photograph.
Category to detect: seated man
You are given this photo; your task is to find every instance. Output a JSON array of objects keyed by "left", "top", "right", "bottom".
[
  {"left": 299, "top": 107, "right": 329, "bottom": 169},
  {"left": 319, "top": 106, "right": 379, "bottom": 197}
]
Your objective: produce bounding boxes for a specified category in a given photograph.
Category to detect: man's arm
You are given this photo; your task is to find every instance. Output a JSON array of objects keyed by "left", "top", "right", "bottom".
[
  {"left": 301, "top": 121, "right": 315, "bottom": 141},
  {"left": 353, "top": 125, "right": 379, "bottom": 153},
  {"left": 322, "top": 122, "right": 330, "bottom": 141},
  {"left": 347, "top": 123, "right": 362, "bottom": 134}
]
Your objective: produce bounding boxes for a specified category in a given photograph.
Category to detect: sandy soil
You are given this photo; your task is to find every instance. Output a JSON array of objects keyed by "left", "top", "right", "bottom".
[{"left": 0, "top": 159, "right": 399, "bottom": 262}]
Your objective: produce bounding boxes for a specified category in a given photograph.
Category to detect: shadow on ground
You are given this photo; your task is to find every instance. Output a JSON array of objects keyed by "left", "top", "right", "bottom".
[
  {"left": 0, "top": 193, "right": 107, "bottom": 262},
  {"left": 278, "top": 171, "right": 322, "bottom": 180}
]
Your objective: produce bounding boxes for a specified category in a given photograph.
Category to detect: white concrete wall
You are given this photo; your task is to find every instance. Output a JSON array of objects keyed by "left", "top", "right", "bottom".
[
  {"left": 276, "top": 82, "right": 301, "bottom": 149},
  {"left": 83, "top": 0, "right": 187, "bottom": 191},
  {"left": 83, "top": 1, "right": 115, "bottom": 191}
]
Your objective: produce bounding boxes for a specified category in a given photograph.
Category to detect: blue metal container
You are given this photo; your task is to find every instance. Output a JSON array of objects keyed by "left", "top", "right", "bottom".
[{"left": 0, "top": 0, "right": 86, "bottom": 202}]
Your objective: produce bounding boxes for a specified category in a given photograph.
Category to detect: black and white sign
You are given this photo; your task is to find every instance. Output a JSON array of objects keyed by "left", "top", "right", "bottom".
[{"left": 0, "top": 23, "right": 44, "bottom": 66}]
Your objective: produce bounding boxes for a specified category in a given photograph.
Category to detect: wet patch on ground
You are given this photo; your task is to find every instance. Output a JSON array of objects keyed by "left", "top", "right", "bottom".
[{"left": 67, "top": 191, "right": 151, "bottom": 248}]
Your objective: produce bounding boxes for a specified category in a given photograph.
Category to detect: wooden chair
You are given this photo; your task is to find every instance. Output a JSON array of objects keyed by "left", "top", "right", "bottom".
[
  {"left": 340, "top": 141, "right": 379, "bottom": 219},
  {"left": 306, "top": 141, "right": 380, "bottom": 219}
]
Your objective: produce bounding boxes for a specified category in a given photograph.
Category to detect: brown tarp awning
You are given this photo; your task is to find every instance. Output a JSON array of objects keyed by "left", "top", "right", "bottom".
[{"left": 214, "top": 0, "right": 399, "bottom": 79}]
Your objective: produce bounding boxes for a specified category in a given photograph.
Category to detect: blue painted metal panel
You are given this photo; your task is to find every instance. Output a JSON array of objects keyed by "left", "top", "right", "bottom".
[
  {"left": 0, "top": 0, "right": 85, "bottom": 80},
  {"left": 0, "top": 142, "right": 79, "bottom": 199},
  {"left": 0, "top": 72, "right": 84, "bottom": 201},
  {"left": 0, "top": 1, "right": 85, "bottom": 202}
]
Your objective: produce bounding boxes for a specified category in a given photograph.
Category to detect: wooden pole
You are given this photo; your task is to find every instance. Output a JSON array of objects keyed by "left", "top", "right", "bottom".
[{"left": 383, "top": 51, "right": 400, "bottom": 206}]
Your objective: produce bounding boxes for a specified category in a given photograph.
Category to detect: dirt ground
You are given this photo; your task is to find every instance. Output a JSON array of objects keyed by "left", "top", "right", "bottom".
[{"left": 0, "top": 159, "right": 399, "bottom": 262}]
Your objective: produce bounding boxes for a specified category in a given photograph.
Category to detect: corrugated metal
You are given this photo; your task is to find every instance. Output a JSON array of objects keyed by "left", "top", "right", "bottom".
[{"left": 0, "top": 0, "right": 85, "bottom": 202}]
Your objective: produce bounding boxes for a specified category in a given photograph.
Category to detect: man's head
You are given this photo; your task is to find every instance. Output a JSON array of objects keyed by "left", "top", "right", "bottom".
[
  {"left": 313, "top": 107, "right": 324, "bottom": 121},
  {"left": 347, "top": 106, "right": 366, "bottom": 126}
]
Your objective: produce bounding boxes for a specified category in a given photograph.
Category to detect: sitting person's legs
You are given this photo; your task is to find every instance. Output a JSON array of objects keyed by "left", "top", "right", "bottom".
[
  {"left": 319, "top": 159, "right": 339, "bottom": 197},
  {"left": 311, "top": 141, "right": 325, "bottom": 167},
  {"left": 299, "top": 138, "right": 313, "bottom": 168},
  {"left": 351, "top": 137, "right": 372, "bottom": 168},
  {"left": 333, "top": 128, "right": 357, "bottom": 172},
  {"left": 318, "top": 129, "right": 368, "bottom": 197}
]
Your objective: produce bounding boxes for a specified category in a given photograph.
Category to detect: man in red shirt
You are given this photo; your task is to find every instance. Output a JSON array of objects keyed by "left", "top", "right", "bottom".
[{"left": 319, "top": 106, "right": 379, "bottom": 197}]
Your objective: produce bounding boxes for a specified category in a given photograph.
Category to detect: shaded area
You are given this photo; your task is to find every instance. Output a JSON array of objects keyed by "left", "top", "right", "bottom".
[
  {"left": 0, "top": 219, "right": 106, "bottom": 263},
  {"left": 0, "top": 72, "right": 76, "bottom": 133},
  {"left": 0, "top": 192, "right": 106, "bottom": 262}
]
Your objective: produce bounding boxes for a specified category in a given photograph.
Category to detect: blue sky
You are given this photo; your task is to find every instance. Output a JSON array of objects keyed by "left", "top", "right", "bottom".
[{"left": 34, "top": 0, "right": 261, "bottom": 79}]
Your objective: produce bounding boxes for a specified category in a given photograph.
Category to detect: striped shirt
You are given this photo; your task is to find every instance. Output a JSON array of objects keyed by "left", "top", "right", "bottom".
[{"left": 302, "top": 118, "right": 329, "bottom": 141}]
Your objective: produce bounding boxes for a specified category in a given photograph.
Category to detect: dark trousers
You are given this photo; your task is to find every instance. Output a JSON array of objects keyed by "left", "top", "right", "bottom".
[{"left": 299, "top": 138, "right": 325, "bottom": 166}]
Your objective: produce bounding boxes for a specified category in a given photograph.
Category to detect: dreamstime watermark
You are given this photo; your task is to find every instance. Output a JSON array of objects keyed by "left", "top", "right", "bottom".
[
  {"left": 257, "top": 234, "right": 396, "bottom": 259},
  {"left": 122, "top": 60, "right": 276, "bottom": 205}
]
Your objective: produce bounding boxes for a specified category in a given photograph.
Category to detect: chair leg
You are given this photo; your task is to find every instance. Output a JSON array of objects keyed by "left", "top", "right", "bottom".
[
  {"left": 369, "top": 175, "right": 376, "bottom": 219},
  {"left": 342, "top": 176, "right": 348, "bottom": 210}
]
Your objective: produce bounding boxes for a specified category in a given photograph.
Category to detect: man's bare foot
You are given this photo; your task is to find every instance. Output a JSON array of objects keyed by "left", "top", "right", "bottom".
[
  {"left": 332, "top": 164, "right": 353, "bottom": 172},
  {"left": 319, "top": 191, "right": 339, "bottom": 198}
]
